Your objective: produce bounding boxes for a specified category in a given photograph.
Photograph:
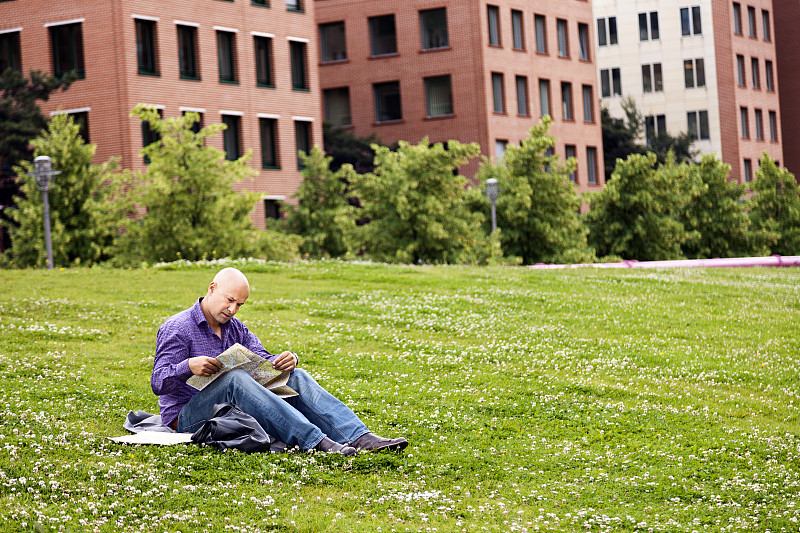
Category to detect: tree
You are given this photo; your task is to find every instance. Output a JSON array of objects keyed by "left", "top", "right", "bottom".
[
  {"left": 680, "top": 155, "right": 772, "bottom": 258},
  {"left": 283, "top": 147, "right": 357, "bottom": 258},
  {"left": 749, "top": 155, "right": 800, "bottom": 255},
  {"left": 0, "top": 69, "right": 74, "bottom": 178},
  {"left": 322, "top": 122, "right": 383, "bottom": 174},
  {"left": 477, "top": 119, "right": 594, "bottom": 264},
  {"left": 1, "top": 113, "right": 117, "bottom": 267},
  {"left": 351, "top": 138, "right": 484, "bottom": 263},
  {"left": 601, "top": 97, "right": 695, "bottom": 181},
  {"left": 585, "top": 152, "right": 693, "bottom": 261},
  {"left": 114, "top": 105, "right": 295, "bottom": 264}
]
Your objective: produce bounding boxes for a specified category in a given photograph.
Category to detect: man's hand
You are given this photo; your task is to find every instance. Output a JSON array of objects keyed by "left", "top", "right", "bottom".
[
  {"left": 273, "top": 351, "right": 298, "bottom": 372},
  {"left": 188, "top": 356, "right": 223, "bottom": 377}
]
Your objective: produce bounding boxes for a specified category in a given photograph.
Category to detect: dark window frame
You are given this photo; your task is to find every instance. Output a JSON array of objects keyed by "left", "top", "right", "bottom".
[
  {"left": 216, "top": 30, "right": 238, "bottom": 84},
  {"left": 254, "top": 35, "right": 274, "bottom": 87},
  {"left": 177, "top": 25, "right": 200, "bottom": 80},
  {"left": 135, "top": 19, "right": 159, "bottom": 76},
  {"left": 369, "top": 14, "right": 397, "bottom": 56},
  {"left": 373, "top": 81, "right": 402, "bottom": 123},
  {"left": 289, "top": 40, "right": 309, "bottom": 91},
  {"left": 50, "top": 22, "right": 85, "bottom": 78},
  {"left": 0, "top": 31, "right": 22, "bottom": 72},
  {"left": 259, "top": 117, "right": 280, "bottom": 169},
  {"left": 424, "top": 75, "right": 453, "bottom": 118},
  {"left": 221, "top": 114, "right": 242, "bottom": 161},
  {"left": 420, "top": 7, "right": 449, "bottom": 50},
  {"left": 320, "top": 21, "right": 347, "bottom": 62}
]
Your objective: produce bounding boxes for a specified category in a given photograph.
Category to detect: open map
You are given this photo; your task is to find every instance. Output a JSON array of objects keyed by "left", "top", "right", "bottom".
[{"left": 186, "top": 343, "right": 298, "bottom": 398}]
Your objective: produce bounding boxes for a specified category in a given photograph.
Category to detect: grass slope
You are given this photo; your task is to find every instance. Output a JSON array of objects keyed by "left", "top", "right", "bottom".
[{"left": 1, "top": 262, "right": 798, "bottom": 532}]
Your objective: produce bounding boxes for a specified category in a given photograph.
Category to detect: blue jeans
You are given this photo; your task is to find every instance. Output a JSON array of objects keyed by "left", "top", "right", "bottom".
[{"left": 175, "top": 368, "right": 369, "bottom": 450}]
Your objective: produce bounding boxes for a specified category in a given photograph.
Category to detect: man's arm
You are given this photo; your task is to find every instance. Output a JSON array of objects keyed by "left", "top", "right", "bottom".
[{"left": 151, "top": 326, "right": 195, "bottom": 395}]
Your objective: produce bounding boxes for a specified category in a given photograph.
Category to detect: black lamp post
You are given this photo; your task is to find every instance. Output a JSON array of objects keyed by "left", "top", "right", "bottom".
[
  {"left": 486, "top": 178, "right": 499, "bottom": 232},
  {"left": 31, "top": 156, "right": 60, "bottom": 270}
]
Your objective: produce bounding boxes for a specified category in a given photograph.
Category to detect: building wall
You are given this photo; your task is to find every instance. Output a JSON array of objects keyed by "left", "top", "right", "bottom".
[
  {"left": 593, "top": 0, "right": 782, "bottom": 183},
  {"left": 773, "top": 0, "right": 800, "bottom": 179},
  {"left": 315, "top": 0, "right": 605, "bottom": 193},
  {"left": 0, "top": 0, "right": 323, "bottom": 229}
]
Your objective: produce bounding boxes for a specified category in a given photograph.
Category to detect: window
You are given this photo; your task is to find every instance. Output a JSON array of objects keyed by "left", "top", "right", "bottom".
[
  {"left": 425, "top": 75, "right": 453, "bottom": 117},
  {"left": 182, "top": 110, "right": 203, "bottom": 135},
  {"left": 565, "top": 145, "right": 577, "bottom": 182},
  {"left": 135, "top": 19, "right": 158, "bottom": 75},
  {"left": 320, "top": 22, "right": 346, "bottom": 62},
  {"left": 600, "top": 68, "right": 621, "bottom": 97},
  {"left": 586, "top": 147, "right": 598, "bottom": 184},
  {"left": 252, "top": 0, "right": 269, "bottom": 6},
  {"left": 294, "top": 120, "right": 311, "bottom": 169},
  {"left": 290, "top": 40, "right": 308, "bottom": 90},
  {"left": 639, "top": 12, "right": 659, "bottom": 41},
  {"left": 259, "top": 117, "right": 279, "bottom": 168},
  {"left": 216, "top": 31, "right": 237, "bottom": 83},
  {"left": 369, "top": 15, "right": 397, "bottom": 56},
  {"left": 264, "top": 199, "right": 281, "bottom": 220},
  {"left": 50, "top": 22, "right": 85, "bottom": 78},
  {"left": 733, "top": 3, "right": 742, "bottom": 35},
  {"left": 516, "top": 76, "right": 528, "bottom": 116},
  {"left": 737, "top": 54, "right": 745, "bottom": 86},
  {"left": 740, "top": 106, "right": 749, "bottom": 139},
  {"left": 681, "top": 6, "right": 702, "bottom": 35},
  {"left": 556, "top": 19, "right": 568, "bottom": 57},
  {"left": 141, "top": 109, "right": 162, "bottom": 164},
  {"left": 254, "top": 35, "right": 274, "bottom": 86},
  {"left": 755, "top": 108, "right": 763, "bottom": 140},
  {"left": 642, "top": 63, "right": 663, "bottom": 92},
  {"left": 769, "top": 110, "right": 777, "bottom": 141},
  {"left": 582, "top": 85, "right": 594, "bottom": 123},
  {"left": 374, "top": 81, "right": 402, "bottom": 122},
  {"left": 420, "top": 8, "right": 448, "bottom": 50},
  {"left": 539, "top": 78, "right": 551, "bottom": 117},
  {"left": 495, "top": 140, "right": 507, "bottom": 160},
  {"left": 765, "top": 60, "right": 774, "bottom": 91},
  {"left": 597, "top": 16, "right": 618, "bottom": 46},
  {"left": 222, "top": 115, "right": 242, "bottom": 160},
  {"left": 492, "top": 72, "right": 505, "bottom": 113},
  {"left": 324, "top": 87, "right": 351, "bottom": 126},
  {"left": 687, "top": 110, "right": 709, "bottom": 140},
  {"left": 684, "top": 58, "right": 705, "bottom": 88},
  {"left": 645, "top": 114, "right": 667, "bottom": 142},
  {"left": 512, "top": 10, "right": 524, "bottom": 50},
  {"left": 0, "top": 31, "right": 21, "bottom": 72},
  {"left": 561, "top": 81, "right": 573, "bottom": 120},
  {"left": 178, "top": 25, "right": 199, "bottom": 79},
  {"left": 487, "top": 5, "right": 500, "bottom": 46},
  {"left": 286, "top": 0, "right": 302, "bottom": 12},
  {"left": 69, "top": 111, "right": 90, "bottom": 143},
  {"left": 535, "top": 14, "right": 547, "bottom": 54},
  {"left": 748, "top": 6, "right": 757, "bottom": 37},
  {"left": 578, "top": 23, "right": 589, "bottom": 60},
  {"left": 762, "top": 10, "right": 771, "bottom": 41},
  {"left": 751, "top": 57, "right": 760, "bottom": 89},
  {"left": 743, "top": 158, "right": 753, "bottom": 182}
]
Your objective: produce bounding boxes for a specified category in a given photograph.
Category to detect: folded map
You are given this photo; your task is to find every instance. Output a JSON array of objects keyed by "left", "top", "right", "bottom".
[{"left": 186, "top": 343, "right": 298, "bottom": 398}]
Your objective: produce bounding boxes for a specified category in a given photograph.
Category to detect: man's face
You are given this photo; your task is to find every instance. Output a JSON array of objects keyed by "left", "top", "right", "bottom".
[{"left": 204, "top": 280, "right": 249, "bottom": 326}]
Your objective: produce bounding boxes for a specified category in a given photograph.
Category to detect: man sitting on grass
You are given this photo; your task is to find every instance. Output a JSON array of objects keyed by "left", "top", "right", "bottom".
[{"left": 151, "top": 267, "right": 407, "bottom": 456}]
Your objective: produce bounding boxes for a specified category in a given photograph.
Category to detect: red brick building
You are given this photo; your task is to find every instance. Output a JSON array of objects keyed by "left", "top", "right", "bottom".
[
  {"left": 315, "top": 0, "right": 606, "bottom": 192},
  {"left": 773, "top": 0, "right": 800, "bottom": 180},
  {"left": 0, "top": 0, "right": 322, "bottom": 229}
]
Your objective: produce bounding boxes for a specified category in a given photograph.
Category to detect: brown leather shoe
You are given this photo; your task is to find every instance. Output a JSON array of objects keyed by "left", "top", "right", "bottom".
[
  {"left": 352, "top": 432, "right": 408, "bottom": 452},
  {"left": 315, "top": 437, "right": 356, "bottom": 456}
]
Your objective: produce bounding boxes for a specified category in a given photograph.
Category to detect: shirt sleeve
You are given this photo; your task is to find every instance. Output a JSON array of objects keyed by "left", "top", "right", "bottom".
[
  {"left": 238, "top": 323, "right": 275, "bottom": 363},
  {"left": 151, "top": 323, "right": 194, "bottom": 395}
]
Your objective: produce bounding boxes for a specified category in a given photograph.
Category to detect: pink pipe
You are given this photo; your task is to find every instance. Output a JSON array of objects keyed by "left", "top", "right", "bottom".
[{"left": 528, "top": 255, "right": 800, "bottom": 269}]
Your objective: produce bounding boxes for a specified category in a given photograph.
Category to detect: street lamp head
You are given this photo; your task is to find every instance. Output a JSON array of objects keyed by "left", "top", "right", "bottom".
[
  {"left": 32, "top": 155, "right": 60, "bottom": 191},
  {"left": 485, "top": 178, "right": 499, "bottom": 201}
]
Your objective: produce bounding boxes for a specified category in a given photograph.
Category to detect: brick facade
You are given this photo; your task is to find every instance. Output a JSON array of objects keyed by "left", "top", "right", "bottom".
[
  {"left": 0, "top": 0, "right": 323, "bottom": 230},
  {"left": 773, "top": 0, "right": 800, "bottom": 180},
  {"left": 315, "top": 0, "right": 606, "bottom": 193}
]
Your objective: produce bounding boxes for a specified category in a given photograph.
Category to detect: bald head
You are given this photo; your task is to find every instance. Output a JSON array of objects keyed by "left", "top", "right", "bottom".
[
  {"left": 201, "top": 268, "right": 250, "bottom": 329},
  {"left": 212, "top": 267, "right": 250, "bottom": 293}
]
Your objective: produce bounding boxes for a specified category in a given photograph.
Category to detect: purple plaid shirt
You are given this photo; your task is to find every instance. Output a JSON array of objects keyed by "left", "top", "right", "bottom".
[{"left": 151, "top": 297, "right": 275, "bottom": 427}]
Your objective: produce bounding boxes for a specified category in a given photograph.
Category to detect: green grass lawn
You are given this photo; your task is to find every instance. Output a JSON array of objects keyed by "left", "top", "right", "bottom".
[{"left": 1, "top": 261, "right": 799, "bottom": 532}]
